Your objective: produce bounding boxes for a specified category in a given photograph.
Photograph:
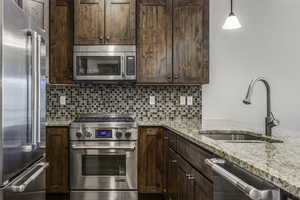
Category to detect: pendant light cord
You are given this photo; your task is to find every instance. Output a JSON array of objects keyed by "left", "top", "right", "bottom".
[{"left": 231, "top": 0, "right": 233, "bottom": 14}]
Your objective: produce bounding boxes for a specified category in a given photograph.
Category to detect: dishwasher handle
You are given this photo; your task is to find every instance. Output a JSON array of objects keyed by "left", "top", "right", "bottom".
[{"left": 205, "top": 158, "right": 280, "bottom": 200}]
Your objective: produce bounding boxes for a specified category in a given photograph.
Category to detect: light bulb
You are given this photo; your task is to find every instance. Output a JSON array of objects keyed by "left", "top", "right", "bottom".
[{"left": 222, "top": 13, "right": 242, "bottom": 30}]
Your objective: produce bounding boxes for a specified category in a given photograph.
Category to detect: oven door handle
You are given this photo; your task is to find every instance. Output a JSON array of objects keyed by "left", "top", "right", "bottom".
[{"left": 71, "top": 144, "right": 136, "bottom": 151}]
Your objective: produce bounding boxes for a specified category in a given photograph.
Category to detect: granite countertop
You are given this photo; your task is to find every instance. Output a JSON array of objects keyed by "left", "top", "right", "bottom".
[
  {"left": 47, "top": 119, "right": 300, "bottom": 198},
  {"left": 46, "top": 120, "right": 72, "bottom": 126},
  {"left": 139, "top": 120, "right": 300, "bottom": 199}
]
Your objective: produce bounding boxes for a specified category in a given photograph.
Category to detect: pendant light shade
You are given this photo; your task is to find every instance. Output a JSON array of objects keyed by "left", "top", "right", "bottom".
[{"left": 223, "top": 0, "right": 242, "bottom": 30}]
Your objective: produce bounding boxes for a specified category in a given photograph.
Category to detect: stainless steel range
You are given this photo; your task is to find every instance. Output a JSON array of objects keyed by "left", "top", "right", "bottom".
[{"left": 69, "top": 113, "right": 138, "bottom": 200}]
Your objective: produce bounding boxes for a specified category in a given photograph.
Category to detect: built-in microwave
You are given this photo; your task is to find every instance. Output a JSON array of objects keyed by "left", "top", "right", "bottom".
[{"left": 73, "top": 45, "right": 136, "bottom": 82}]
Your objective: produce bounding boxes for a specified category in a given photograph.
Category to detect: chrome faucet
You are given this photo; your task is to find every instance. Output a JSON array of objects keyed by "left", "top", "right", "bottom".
[{"left": 243, "top": 77, "right": 279, "bottom": 137}]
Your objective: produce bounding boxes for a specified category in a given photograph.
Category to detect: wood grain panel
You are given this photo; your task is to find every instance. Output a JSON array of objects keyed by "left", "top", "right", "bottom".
[
  {"left": 49, "top": 0, "right": 56, "bottom": 47},
  {"left": 192, "top": 168, "right": 214, "bottom": 200},
  {"left": 105, "top": 0, "right": 136, "bottom": 44},
  {"left": 49, "top": 0, "right": 73, "bottom": 84},
  {"left": 74, "top": 0, "right": 104, "bottom": 44},
  {"left": 166, "top": 148, "right": 178, "bottom": 200},
  {"left": 173, "top": 0, "right": 209, "bottom": 84},
  {"left": 46, "top": 127, "right": 69, "bottom": 193},
  {"left": 138, "top": 127, "right": 164, "bottom": 193},
  {"left": 137, "top": 0, "right": 172, "bottom": 83},
  {"left": 176, "top": 135, "right": 214, "bottom": 180}
]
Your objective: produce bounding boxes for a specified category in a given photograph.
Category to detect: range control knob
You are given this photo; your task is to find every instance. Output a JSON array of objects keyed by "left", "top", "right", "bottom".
[
  {"left": 116, "top": 132, "right": 122, "bottom": 138},
  {"left": 85, "top": 132, "right": 92, "bottom": 138},
  {"left": 76, "top": 132, "right": 83, "bottom": 138},
  {"left": 125, "top": 132, "right": 132, "bottom": 138}
]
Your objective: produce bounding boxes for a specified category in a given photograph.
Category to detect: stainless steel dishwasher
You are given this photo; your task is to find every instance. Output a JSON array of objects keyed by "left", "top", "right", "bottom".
[{"left": 205, "top": 158, "right": 281, "bottom": 200}]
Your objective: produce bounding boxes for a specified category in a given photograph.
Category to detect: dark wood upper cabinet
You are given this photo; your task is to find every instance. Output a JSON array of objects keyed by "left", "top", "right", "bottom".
[
  {"left": 137, "top": 0, "right": 172, "bottom": 83},
  {"left": 173, "top": 0, "right": 209, "bottom": 84},
  {"left": 49, "top": 0, "right": 73, "bottom": 84},
  {"left": 49, "top": 0, "right": 56, "bottom": 47},
  {"left": 46, "top": 127, "right": 69, "bottom": 193},
  {"left": 137, "top": 0, "right": 209, "bottom": 84},
  {"left": 105, "top": 0, "right": 136, "bottom": 44},
  {"left": 138, "top": 127, "right": 164, "bottom": 194},
  {"left": 74, "top": 0, "right": 105, "bottom": 45},
  {"left": 74, "top": 0, "right": 135, "bottom": 45}
]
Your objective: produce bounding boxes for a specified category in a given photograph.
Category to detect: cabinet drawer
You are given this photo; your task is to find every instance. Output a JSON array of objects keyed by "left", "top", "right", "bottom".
[
  {"left": 177, "top": 136, "right": 188, "bottom": 158},
  {"left": 188, "top": 143, "right": 214, "bottom": 179},
  {"left": 176, "top": 135, "right": 214, "bottom": 180},
  {"left": 192, "top": 168, "right": 213, "bottom": 199},
  {"left": 167, "top": 131, "right": 177, "bottom": 151}
]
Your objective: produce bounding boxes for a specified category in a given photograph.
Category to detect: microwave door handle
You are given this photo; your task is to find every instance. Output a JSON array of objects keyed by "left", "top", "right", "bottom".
[{"left": 121, "top": 56, "right": 125, "bottom": 79}]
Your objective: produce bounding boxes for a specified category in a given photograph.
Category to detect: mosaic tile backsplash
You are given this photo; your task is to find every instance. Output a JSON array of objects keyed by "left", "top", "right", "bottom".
[{"left": 47, "top": 84, "right": 202, "bottom": 121}]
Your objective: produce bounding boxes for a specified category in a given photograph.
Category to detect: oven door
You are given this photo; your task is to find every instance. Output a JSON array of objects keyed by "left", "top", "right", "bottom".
[
  {"left": 73, "top": 53, "right": 125, "bottom": 81},
  {"left": 70, "top": 141, "right": 137, "bottom": 190}
]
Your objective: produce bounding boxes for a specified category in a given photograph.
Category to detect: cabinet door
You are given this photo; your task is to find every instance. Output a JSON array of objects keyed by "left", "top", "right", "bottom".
[
  {"left": 137, "top": 0, "right": 173, "bottom": 83},
  {"left": 166, "top": 148, "right": 178, "bottom": 200},
  {"left": 74, "top": 0, "right": 104, "bottom": 44},
  {"left": 105, "top": 0, "right": 136, "bottom": 44},
  {"left": 191, "top": 169, "right": 213, "bottom": 200},
  {"left": 49, "top": 0, "right": 56, "bottom": 47},
  {"left": 173, "top": 0, "right": 209, "bottom": 84},
  {"left": 46, "top": 127, "right": 69, "bottom": 193},
  {"left": 49, "top": 0, "right": 73, "bottom": 84},
  {"left": 24, "top": 0, "right": 46, "bottom": 30},
  {"left": 162, "top": 130, "right": 169, "bottom": 193},
  {"left": 139, "top": 127, "right": 164, "bottom": 193},
  {"left": 177, "top": 155, "right": 193, "bottom": 200}
]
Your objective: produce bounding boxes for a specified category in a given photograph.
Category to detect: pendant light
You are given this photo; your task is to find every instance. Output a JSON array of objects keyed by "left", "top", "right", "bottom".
[{"left": 223, "top": 0, "right": 242, "bottom": 30}]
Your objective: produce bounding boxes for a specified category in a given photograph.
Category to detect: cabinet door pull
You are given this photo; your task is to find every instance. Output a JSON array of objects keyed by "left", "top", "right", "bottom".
[
  {"left": 98, "top": 36, "right": 104, "bottom": 40},
  {"left": 174, "top": 74, "right": 179, "bottom": 79},
  {"left": 106, "top": 36, "right": 111, "bottom": 40},
  {"left": 171, "top": 160, "right": 177, "bottom": 163}
]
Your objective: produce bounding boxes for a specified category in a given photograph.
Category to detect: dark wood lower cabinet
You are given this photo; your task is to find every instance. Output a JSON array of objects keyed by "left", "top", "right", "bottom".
[
  {"left": 138, "top": 127, "right": 165, "bottom": 194},
  {"left": 166, "top": 147, "right": 213, "bottom": 200},
  {"left": 192, "top": 169, "right": 213, "bottom": 200},
  {"left": 139, "top": 127, "right": 214, "bottom": 200},
  {"left": 46, "top": 127, "right": 69, "bottom": 193},
  {"left": 166, "top": 148, "right": 178, "bottom": 200}
]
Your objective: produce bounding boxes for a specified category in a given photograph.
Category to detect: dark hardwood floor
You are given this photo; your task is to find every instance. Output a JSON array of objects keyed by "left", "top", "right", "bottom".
[
  {"left": 46, "top": 193, "right": 164, "bottom": 200},
  {"left": 46, "top": 194, "right": 69, "bottom": 200}
]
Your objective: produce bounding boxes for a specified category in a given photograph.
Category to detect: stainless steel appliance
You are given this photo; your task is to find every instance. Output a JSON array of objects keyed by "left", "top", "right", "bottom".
[
  {"left": 73, "top": 45, "right": 136, "bottom": 82},
  {"left": 0, "top": 0, "right": 48, "bottom": 199},
  {"left": 70, "top": 113, "right": 138, "bottom": 200},
  {"left": 205, "top": 158, "right": 281, "bottom": 200}
]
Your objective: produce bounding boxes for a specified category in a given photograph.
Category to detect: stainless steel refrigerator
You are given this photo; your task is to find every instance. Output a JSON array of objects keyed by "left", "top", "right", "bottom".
[{"left": 0, "top": 0, "right": 48, "bottom": 199}]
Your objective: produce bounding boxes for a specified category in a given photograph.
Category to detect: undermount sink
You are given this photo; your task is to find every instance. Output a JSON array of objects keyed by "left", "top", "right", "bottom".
[{"left": 202, "top": 133, "right": 283, "bottom": 143}]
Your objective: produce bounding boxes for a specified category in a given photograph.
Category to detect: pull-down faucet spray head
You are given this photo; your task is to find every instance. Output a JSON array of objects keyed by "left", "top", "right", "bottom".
[{"left": 243, "top": 77, "right": 279, "bottom": 137}]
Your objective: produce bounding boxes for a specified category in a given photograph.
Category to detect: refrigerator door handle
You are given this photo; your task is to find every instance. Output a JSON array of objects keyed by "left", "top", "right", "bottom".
[
  {"left": 9, "top": 162, "right": 49, "bottom": 193},
  {"left": 36, "top": 34, "right": 42, "bottom": 145},
  {"left": 30, "top": 30, "right": 38, "bottom": 147}
]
